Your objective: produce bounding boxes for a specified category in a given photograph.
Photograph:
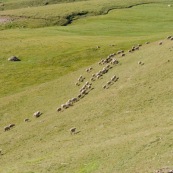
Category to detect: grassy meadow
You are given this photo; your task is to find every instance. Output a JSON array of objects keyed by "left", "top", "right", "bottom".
[{"left": 0, "top": 0, "right": 173, "bottom": 172}]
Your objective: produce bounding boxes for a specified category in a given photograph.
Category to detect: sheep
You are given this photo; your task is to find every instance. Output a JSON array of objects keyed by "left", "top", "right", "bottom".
[
  {"left": 138, "top": 61, "right": 142, "bottom": 65},
  {"left": 111, "top": 75, "right": 116, "bottom": 81},
  {"left": 71, "top": 97, "right": 78, "bottom": 103},
  {"left": 78, "top": 75, "right": 85, "bottom": 82},
  {"left": 103, "top": 85, "right": 107, "bottom": 89},
  {"left": 138, "top": 44, "right": 142, "bottom": 47},
  {"left": 90, "top": 77, "right": 95, "bottom": 81},
  {"left": 70, "top": 127, "right": 76, "bottom": 135},
  {"left": 167, "top": 36, "right": 172, "bottom": 39},
  {"left": 81, "top": 89, "right": 87, "bottom": 95},
  {"left": 0, "top": 149, "right": 2, "bottom": 155},
  {"left": 170, "top": 37, "right": 173, "bottom": 40},
  {"left": 89, "top": 67, "right": 93, "bottom": 71},
  {"left": 4, "top": 126, "right": 10, "bottom": 131},
  {"left": 57, "top": 107, "right": 62, "bottom": 112},
  {"left": 168, "top": 4, "right": 171, "bottom": 7},
  {"left": 61, "top": 104, "right": 68, "bottom": 109},
  {"left": 75, "top": 82, "right": 80, "bottom": 86},
  {"left": 9, "top": 124, "right": 15, "bottom": 128},
  {"left": 159, "top": 41, "right": 163, "bottom": 45},
  {"left": 33, "top": 111, "right": 42, "bottom": 118},
  {"left": 66, "top": 101, "right": 73, "bottom": 107},
  {"left": 86, "top": 68, "right": 90, "bottom": 72},
  {"left": 24, "top": 118, "right": 30, "bottom": 122},
  {"left": 128, "top": 50, "right": 132, "bottom": 53},
  {"left": 96, "top": 46, "right": 100, "bottom": 49},
  {"left": 111, "top": 59, "right": 119, "bottom": 65},
  {"left": 145, "top": 42, "right": 150, "bottom": 44},
  {"left": 107, "top": 81, "right": 112, "bottom": 85},
  {"left": 121, "top": 53, "right": 125, "bottom": 57},
  {"left": 135, "top": 46, "right": 139, "bottom": 50},
  {"left": 117, "top": 50, "right": 123, "bottom": 54}
]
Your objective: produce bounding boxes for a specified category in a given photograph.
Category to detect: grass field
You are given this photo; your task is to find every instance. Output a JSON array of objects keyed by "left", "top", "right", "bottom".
[{"left": 0, "top": 0, "right": 173, "bottom": 173}]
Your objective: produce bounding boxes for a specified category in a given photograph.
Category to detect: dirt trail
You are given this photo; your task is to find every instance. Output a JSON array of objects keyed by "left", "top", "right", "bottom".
[{"left": 0, "top": 17, "right": 10, "bottom": 23}]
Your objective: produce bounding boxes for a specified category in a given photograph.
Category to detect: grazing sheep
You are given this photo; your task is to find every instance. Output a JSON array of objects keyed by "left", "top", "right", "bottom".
[
  {"left": 103, "top": 85, "right": 107, "bottom": 89},
  {"left": 78, "top": 75, "right": 85, "bottom": 82},
  {"left": 4, "top": 126, "right": 10, "bottom": 131},
  {"left": 96, "top": 46, "right": 100, "bottom": 49},
  {"left": 66, "top": 100, "right": 73, "bottom": 106},
  {"left": 89, "top": 67, "right": 93, "bottom": 71},
  {"left": 121, "top": 53, "right": 125, "bottom": 57},
  {"left": 111, "top": 75, "right": 116, "bottom": 81},
  {"left": 86, "top": 68, "right": 89, "bottom": 72},
  {"left": 77, "top": 94, "right": 82, "bottom": 99},
  {"left": 75, "top": 82, "right": 80, "bottom": 86},
  {"left": 8, "top": 56, "right": 21, "bottom": 62},
  {"left": 57, "top": 107, "right": 62, "bottom": 112},
  {"left": 138, "top": 44, "right": 142, "bottom": 47},
  {"left": 132, "top": 47, "right": 135, "bottom": 52},
  {"left": 33, "top": 111, "right": 42, "bottom": 118},
  {"left": 159, "top": 41, "right": 163, "bottom": 45},
  {"left": 145, "top": 42, "right": 150, "bottom": 44},
  {"left": 128, "top": 50, "right": 132, "bottom": 53},
  {"left": 167, "top": 36, "right": 172, "bottom": 39},
  {"left": 107, "top": 81, "right": 112, "bottom": 85},
  {"left": 71, "top": 97, "right": 78, "bottom": 103},
  {"left": 70, "top": 127, "right": 76, "bottom": 135},
  {"left": 135, "top": 46, "right": 139, "bottom": 50},
  {"left": 117, "top": 50, "right": 124, "bottom": 54},
  {"left": 111, "top": 59, "right": 119, "bottom": 65},
  {"left": 138, "top": 61, "right": 142, "bottom": 65},
  {"left": 90, "top": 77, "right": 95, "bottom": 81},
  {"left": 81, "top": 90, "right": 87, "bottom": 95},
  {"left": 9, "top": 124, "right": 15, "bottom": 128},
  {"left": 168, "top": 4, "right": 171, "bottom": 7},
  {"left": 24, "top": 118, "right": 30, "bottom": 122},
  {"left": 170, "top": 37, "right": 173, "bottom": 40}
]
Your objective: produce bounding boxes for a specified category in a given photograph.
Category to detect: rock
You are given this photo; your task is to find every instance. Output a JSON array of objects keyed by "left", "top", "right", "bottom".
[{"left": 8, "top": 56, "right": 21, "bottom": 61}]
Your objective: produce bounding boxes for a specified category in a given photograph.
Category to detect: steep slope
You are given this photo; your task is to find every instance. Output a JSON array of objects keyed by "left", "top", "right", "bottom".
[{"left": 0, "top": 39, "right": 173, "bottom": 173}]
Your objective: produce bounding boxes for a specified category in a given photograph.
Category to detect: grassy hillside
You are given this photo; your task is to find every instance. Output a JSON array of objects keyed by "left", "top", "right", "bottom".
[
  {"left": 0, "top": 0, "right": 172, "bottom": 28},
  {"left": 0, "top": 0, "right": 86, "bottom": 11},
  {"left": 0, "top": 38, "right": 173, "bottom": 173},
  {"left": 0, "top": 3, "right": 173, "bottom": 97},
  {"left": 0, "top": 1, "right": 173, "bottom": 173}
]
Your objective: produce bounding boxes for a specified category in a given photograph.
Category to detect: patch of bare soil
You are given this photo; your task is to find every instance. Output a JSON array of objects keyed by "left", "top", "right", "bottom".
[{"left": 0, "top": 17, "right": 11, "bottom": 24}]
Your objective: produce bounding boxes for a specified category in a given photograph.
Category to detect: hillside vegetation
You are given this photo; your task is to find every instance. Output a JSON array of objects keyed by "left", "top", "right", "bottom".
[
  {"left": 0, "top": 0, "right": 173, "bottom": 173},
  {"left": 0, "top": 37, "right": 173, "bottom": 173},
  {"left": 0, "top": 0, "right": 172, "bottom": 28}
]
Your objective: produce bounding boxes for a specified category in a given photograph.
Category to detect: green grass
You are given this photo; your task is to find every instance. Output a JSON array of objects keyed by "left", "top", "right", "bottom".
[
  {"left": 0, "top": 1, "right": 173, "bottom": 173},
  {"left": 0, "top": 39, "right": 173, "bottom": 173},
  {"left": 0, "top": 0, "right": 172, "bottom": 28},
  {"left": 0, "top": 3, "right": 173, "bottom": 97}
]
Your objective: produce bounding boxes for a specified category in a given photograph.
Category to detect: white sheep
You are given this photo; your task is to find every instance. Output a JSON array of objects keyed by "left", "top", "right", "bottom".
[
  {"left": 4, "top": 126, "right": 10, "bottom": 131},
  {"left": 33, "top": 111, "right": 42, "bottom": 118},
  {"left": 24, "top": 118, "right": 30, "bottom": 122},
  {"left": 57, "top": 108, "right": 62, "bottom": 112},
  {"left": 159, "top": 41, "right": 163, "bottom": 45},
  {"left": 70, "top": 127, "right": 76, "bottom": 135},
  {"left": 9, "top": 124, "right": 15, "bottom": 128}
]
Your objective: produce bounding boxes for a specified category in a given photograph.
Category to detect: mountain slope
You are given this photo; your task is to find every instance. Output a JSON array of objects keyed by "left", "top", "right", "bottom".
[{"left": 0, "top": 38, "right": 173, "bottom": 173}]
